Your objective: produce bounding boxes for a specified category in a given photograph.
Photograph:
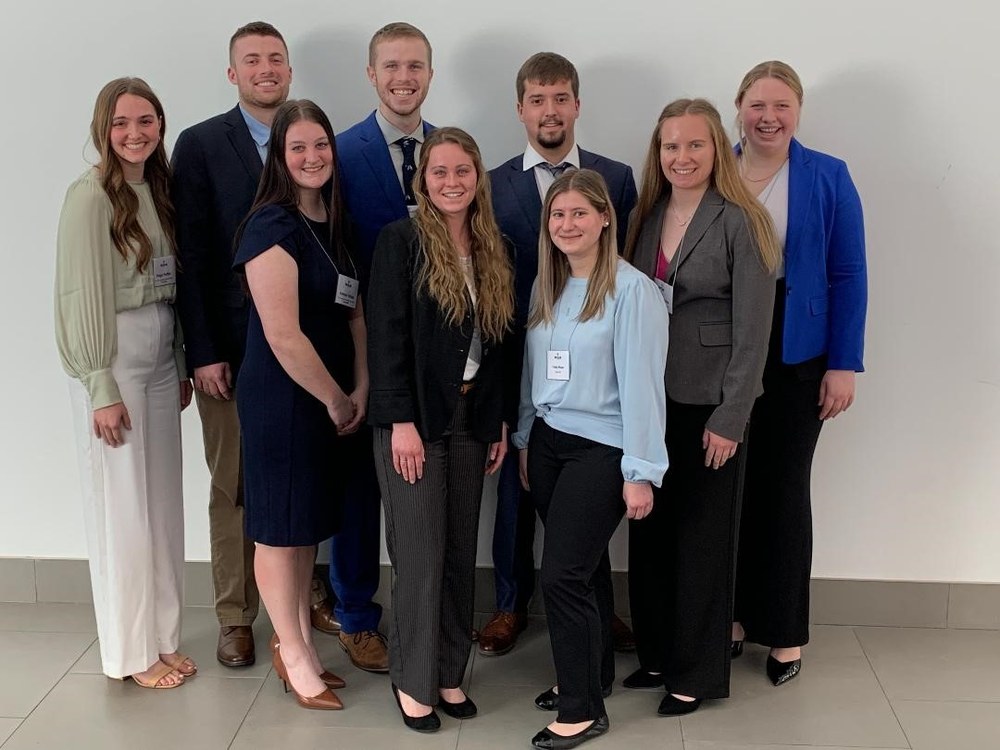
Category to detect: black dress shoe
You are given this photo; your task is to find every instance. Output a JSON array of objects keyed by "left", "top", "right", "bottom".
[
  {"left": 531, "top": 715, "right": 610, "bottom": 749},
  {"left": 622, "top": 668, "right": 664, "bottom": 690},
  {"left": 731, "top": 640, "right": 744, "bottom": 658},
  {"left": 438, "top": 694, "right": 478, "bottom": 719},
  {"left": 766, "top": 655, "right": 801, "bottom": 686},
  {"left": 391, "top": 683, "right": 440, "bottom": 732},
  {"left": 534, "top": 685, "right": 612, "bottom": 711},
  {"left": 657, "top": 693, "right": 702, "bottom": 716}
]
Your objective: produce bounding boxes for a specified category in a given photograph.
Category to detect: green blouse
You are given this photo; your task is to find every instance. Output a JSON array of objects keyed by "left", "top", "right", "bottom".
[{"left": 54, "top": 168, "right": 185, "bottom": 409}]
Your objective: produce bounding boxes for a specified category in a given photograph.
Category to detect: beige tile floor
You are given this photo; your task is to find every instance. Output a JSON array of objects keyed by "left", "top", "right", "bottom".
[{"left": 1, "top": 603, "right": 997, "bottom": 749}]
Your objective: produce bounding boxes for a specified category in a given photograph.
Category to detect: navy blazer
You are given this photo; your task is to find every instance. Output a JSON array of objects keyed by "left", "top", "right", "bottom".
[
  {"left": 336, "top": 111, "right": 435, "bottom": 283},
  {"left": 489, "top": 149, "right": 638, "bottom": 327},
  {"left": 771, "top": 138, "right": 867, "bottom": 371},
  {"left": 171, "top": 105, "right": 262, "bottom": 378}
]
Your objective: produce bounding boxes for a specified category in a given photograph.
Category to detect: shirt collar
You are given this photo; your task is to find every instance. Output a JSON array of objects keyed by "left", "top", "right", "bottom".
[
  {"left": 238, "top": 104, "right": 271, "bottom": 149},
  {"left": 375, "top": 109, "right": 425, "bottom": 145},
  {"left": 522, "top": 142, "right": 580, "bottom": 172}
]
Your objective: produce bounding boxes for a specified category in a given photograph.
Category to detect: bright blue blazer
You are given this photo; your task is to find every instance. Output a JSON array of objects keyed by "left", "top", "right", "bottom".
[{"left": 775, "top": 138, "right": 867, "bottom": 371}]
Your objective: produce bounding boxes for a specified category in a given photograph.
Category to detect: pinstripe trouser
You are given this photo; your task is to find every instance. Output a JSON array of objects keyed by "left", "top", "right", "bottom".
[{"left": 374, "top": 395, "right": 488, "bottom": 705}]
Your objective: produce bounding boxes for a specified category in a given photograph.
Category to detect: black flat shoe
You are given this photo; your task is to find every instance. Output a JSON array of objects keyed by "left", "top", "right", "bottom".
[
  {"left": 391, "top": 683, "right": 441, "bottom": 732},
  {"left": 534, "top": 685, "right": 612, "bottom": 711},
  {"left": 766, "top": 655, "right": 801, "bottom": 686},
  {"left": 731, "top": 640, "right": 744, "bottom": 658},
  {"left": 437, "top": 693, "right": 478, "bottom": 719},
  {"left": 531, "top": 715, "right": 610, "bottom": 749},
  {"left": 622, "top": 668, "right": 664, "bottom": 690},
  {"left": 657, "top": 693, "right": 702, "bottom": 716}
]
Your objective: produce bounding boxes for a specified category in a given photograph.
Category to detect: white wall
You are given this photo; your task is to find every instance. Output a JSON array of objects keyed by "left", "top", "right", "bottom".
[{"left": 2, "top": 0, "right": 998, "bottom": 583}]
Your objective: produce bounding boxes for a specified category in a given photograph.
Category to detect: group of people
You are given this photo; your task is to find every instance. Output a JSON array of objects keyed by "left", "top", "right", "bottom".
[{"left": 54, "top": 18, "right": 867, "bottom": 750}]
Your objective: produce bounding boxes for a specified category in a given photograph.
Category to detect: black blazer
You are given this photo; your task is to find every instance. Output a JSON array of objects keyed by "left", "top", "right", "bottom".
[
  {"left": 171, "top": 105, "right": 262, "bottom": 379},
  {"left": 367, "top": 219, "right": 505, "bottom": 444},
  {"left": 630, "top": 191, "right": 775, "bottom": 441}
]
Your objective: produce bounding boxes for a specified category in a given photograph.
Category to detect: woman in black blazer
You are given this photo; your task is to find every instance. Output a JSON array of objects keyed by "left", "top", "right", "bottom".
[
  {"left": 623, "top": 99, "right": 778, "bottom": 715},
  {"left": 367, "top": 127, "right": 514, "bottom": 732}
]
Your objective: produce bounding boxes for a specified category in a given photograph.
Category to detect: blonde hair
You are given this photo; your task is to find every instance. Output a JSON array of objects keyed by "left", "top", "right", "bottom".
[
  {"left": 412, "top": 127, "right": 513, "bottom": 343},
  {"left": 528, "top": 169, "right": 619, "bottom": 328},
  {"left": 734, "top": 60, "right": 804, "bottom": 145},
  {"left": 623, "top": 98, "right": 780, "bottom": 274}
]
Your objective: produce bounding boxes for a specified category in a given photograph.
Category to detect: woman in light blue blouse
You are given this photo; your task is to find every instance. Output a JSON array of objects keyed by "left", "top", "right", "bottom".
[{"left": 514, "top": 169, "right": 668, "bottom": 750}]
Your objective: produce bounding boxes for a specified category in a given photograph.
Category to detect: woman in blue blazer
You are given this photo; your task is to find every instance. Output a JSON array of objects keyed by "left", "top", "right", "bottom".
[{"left": 730, "top": 61, "right": 868, "bottom": 686}]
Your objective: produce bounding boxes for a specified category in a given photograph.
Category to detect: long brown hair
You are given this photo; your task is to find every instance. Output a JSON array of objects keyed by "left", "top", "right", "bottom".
[
  {"left": 623, "top": 98, "right": 780, "bottom": 273},
  {"left": 90, "top": 78, "right": 175, "bottom": 272},
  {"left": 528, "top": 169, "right": 619, "bottom": 328},
  {"left": 412, "top": 127, "right": 513, "bottom": 343}
]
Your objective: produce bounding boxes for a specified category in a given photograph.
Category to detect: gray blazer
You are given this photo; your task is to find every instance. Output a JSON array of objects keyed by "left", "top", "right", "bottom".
[{"left": 630, "top": 190, "right": 775, "bottom": 441}]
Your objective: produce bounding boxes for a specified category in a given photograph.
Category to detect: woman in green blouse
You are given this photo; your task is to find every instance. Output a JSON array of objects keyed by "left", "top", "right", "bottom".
[{"left": 55, "top": 78, "right": 194, "bottom": 689}]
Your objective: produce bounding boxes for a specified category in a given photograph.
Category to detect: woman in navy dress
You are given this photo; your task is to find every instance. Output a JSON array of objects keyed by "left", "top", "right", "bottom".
[{"left": 234, "top": 100, "right": 367, "bottom": 711}]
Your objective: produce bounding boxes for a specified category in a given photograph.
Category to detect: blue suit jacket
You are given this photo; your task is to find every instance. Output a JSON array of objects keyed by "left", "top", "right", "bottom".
[
  {"left": 780, "top": 138, "right": 867, "bottom": 371},
  {"left": 171, "top": 105, "right": 262, "bottom": 378},
  {"left": 489, "top": 149, "right": 638, "bottom": 327},
  {"left": 336, "top": 111, "right": 435, "bottom": 283}
]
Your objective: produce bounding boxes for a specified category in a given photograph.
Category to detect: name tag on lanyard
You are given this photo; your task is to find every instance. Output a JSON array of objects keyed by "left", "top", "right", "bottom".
[
  {"left": 152, "top": 256, "right": 176, "bottom": 287},
  {"left": 653, "top": 278, "right": 673, "bottom": 315},
  {"left": 546, "top": 350, "right": 570, "bottom": 381},
  {"left": 335, "top": 275, "right": 359, "bottom": 308}
]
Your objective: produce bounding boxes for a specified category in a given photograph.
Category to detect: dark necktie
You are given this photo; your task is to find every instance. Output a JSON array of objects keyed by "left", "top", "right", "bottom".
[
  {"left": 398, "top": 137, "right": 418, "bottom": 206},
  {"left": 541, "top": 161, "right": 573, "bottom": 179}
]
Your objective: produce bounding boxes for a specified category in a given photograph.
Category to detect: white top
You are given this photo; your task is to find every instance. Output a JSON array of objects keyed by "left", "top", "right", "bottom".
[
  {"left": 758, "top": 160, "right": 790, "bottom": 278},
  {"left": 458, "top": 256, "right": 482, "bottom": 381}
]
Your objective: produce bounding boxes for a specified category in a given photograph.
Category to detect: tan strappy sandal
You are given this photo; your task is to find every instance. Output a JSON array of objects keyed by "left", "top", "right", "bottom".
[{"left": 130, "top": 660, "right": 185, "bottom": 689}]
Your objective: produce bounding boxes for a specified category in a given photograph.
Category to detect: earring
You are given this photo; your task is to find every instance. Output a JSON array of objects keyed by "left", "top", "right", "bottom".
[{"left": 603, "top": 221, "right": 609, "bottom": 227}]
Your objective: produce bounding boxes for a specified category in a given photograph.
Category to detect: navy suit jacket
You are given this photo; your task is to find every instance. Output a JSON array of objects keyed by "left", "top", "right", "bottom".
[
  {"left": 171, "top": 105, "right": 262, "bottom": 378},
  {"left": 489, "top": 149, "right": 638, "bottom": 327},
  {"left": 777, "top": 138, "right": 867, "bottom": 371},
  {"left": 336, "top": 111, "right": 435, "bottom": 283}
]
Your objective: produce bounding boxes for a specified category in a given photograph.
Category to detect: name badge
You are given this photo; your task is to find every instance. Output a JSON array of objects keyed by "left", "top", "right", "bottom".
[
  {"left": 153, "top": 256, "right": 176, "bottom": 287},
  {"left": 546, "top": 350, "right": 570, "bottom": 381},
  {"left": 653, "top": 278, "right": 674, "bottom": 315},
  {"left": 335, "top": 274, "right": 359, "bottom": 308}
]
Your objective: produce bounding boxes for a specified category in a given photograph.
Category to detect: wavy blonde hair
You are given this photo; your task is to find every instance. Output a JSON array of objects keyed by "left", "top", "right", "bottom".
[
  {"left": 412, "top": 127, "right": 513, "bottom": 342},
  {"left": 528, "top": 169, "right": 618, "bottom": 328},
  {"left": 623, "top": 98, "right": 780, "bottom": 273}
]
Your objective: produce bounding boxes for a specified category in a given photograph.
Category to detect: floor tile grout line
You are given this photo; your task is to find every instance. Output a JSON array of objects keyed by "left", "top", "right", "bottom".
[
  {"left": 851, "top": 626, "right": 914, "bottom": 750},
  {"left": 0, "top": 720, "right": 24, "bottom": 750},
  {"left": 226, "top": 663, "right": 270, "bottom": 750}
]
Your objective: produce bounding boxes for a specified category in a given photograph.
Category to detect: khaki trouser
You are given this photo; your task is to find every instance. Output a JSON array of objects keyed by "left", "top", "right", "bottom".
[{"left": 196, "top": 390, "right": 258, "bottom": 626}]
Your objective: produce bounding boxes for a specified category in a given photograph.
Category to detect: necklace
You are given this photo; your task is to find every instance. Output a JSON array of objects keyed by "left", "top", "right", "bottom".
[
  {"left": 741, "top": 154, "right": 789, "bottom": 183},
  {"left": 670, "top": 204, "right": 696, "bottom": 226}
]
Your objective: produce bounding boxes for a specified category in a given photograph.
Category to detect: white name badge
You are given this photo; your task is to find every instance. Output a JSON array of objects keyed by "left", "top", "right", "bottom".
[
  {"left": 153, "top": 256, "right": 176, "bottom": 287},
  {"left": 653, "top": 278, "right": 674, "bottom": 315},
  {"left": 335, "top": 274, "right": 359, "bottom": 308},
  {"left": 546, "top": 350, "right": 570, "bottom": 381}
]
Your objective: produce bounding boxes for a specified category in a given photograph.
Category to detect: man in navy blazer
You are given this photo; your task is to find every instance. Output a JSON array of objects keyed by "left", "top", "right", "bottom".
[
  {"left": 324, "top": 22, "right": 435, "bottom": 674},
  {"left": 171, "top": 21, "right": 292, "bottom": 668},
  {"left": 483, "top": 52, "right": 638, "bottom": 656}
]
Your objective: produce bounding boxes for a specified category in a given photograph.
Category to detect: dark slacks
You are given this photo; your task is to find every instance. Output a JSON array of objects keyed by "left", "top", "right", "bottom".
[
  {"left": 528, "top": 420, "right": 622, "bottom": 723},
  {"left": 735, "top": 281, "right": 825, "bottom": 647},
  {"left": 492, "top": 444, "right": 537, "bottom": 612},
  {"left": 645, "top": 399, "right": 746, "bottom": 699},
  {"left": 375, "top": 396, "right": 487, "bottom": 705}
]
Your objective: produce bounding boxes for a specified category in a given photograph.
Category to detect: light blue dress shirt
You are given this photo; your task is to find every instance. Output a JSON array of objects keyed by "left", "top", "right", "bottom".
[{"left": 239, "top": 105, "right": 270, "bottom": 163}]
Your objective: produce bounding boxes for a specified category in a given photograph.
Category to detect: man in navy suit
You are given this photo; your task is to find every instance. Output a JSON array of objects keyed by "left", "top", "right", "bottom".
[
  {"left": 171, "top": 21, "right": 292, "bottom": 668},
  {"left": 483, "top": 52, "right": 639, "bottom": 656},
  {"left": 324, "top": 22, "right": 435, "bottom": 673}
]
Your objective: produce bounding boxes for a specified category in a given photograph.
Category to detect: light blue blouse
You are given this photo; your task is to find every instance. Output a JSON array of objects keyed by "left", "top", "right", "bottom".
[{"left": 514, "top": 259, "right": 669, "bottom": 486}]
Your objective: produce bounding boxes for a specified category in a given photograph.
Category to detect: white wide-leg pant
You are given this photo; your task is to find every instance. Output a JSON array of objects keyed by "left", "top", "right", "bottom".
[{"left": 69, "top": 303, "right": 185, "bottom": 679}]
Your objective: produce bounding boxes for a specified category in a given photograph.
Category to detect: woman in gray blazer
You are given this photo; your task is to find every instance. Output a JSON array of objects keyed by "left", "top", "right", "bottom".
[{"left": 623, "top": 98, "right": 778, "bottom": 715}]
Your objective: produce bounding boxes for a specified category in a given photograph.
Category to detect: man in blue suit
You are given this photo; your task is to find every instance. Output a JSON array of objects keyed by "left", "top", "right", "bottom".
[
  {"left": 323, "top": 21, "right": 435, "bottom": 673},
  {"left": 483, "top": 52, "right": 639, "bottom": 656},
  {"left": 171, "top": 21, "right": 292, "bottom": 668}
]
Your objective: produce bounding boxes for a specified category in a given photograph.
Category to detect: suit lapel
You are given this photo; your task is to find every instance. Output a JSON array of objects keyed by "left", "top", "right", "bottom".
[
  {"left": 510, "top": 160, "right": 543, "bottom": 237},
  {"left": 634, "top": 200, "right": 666, "bottom": 276},
  {"left": 224, "top": 106, "right": 263, "bottom": 184},
  {"left": 786, "top": 139, "right": 813, "bottom": 259},
  {"left": 359, "top": 113, "right": 407, "bottom": 210},
  {"left": 672, "top": 189, "right": 724, "bottom": 272}
]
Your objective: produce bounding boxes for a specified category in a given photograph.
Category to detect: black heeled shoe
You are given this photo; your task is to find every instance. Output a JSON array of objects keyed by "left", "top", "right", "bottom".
[
  {"left": 391, "top": 683, "right": 441, "bottom": 732},
  {"left": 438, "top": 692, "right": 478, "bottom": 719},
  {"left": 657, "top": 693, "right": 702, "bottom": 716},
  {"left": 731, "top": 640, "right": 744, "bottom": 658},
  {"left": 766, "top": 655, "right": 801, "bottom": 686},
  {"left": 530, "top": 715, "right": 609, "bottom": 749},
  {"left": 622, "top": 668, "right": 664, "bottom": 690},
  {"left": 534, "top": 684, "right": 612, "bottom": 711}
]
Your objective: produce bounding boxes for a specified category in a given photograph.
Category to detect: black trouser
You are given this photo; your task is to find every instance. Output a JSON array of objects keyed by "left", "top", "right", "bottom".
[
  {"left": 375, "top": 396, "right": 488, "bottom": 705},
  {"left": 632, "top": 399, "right": 746, "bottom": 699},
  {"left": 528, "top": 420, "right": 622, "bottom": 723},
  {"left": 735, "top": 280, "right": 825, "bottom": 648}
]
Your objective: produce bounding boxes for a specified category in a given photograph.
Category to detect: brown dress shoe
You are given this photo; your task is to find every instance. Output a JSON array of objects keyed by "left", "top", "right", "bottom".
[
  {"left": 338, "top": 630, "right": 389, "bottom": 673},
  {"left": 310, "top": 599, "right": 342, "bottom": 635},
  {"left": 478, "top": 611, "right": 527, "bottom": 656},
  {"left": 218, "top": 625, "right": 255, "bottom": 667},
  {"left": 611, "top": 614, "right": 636, "bottom": 653}
]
